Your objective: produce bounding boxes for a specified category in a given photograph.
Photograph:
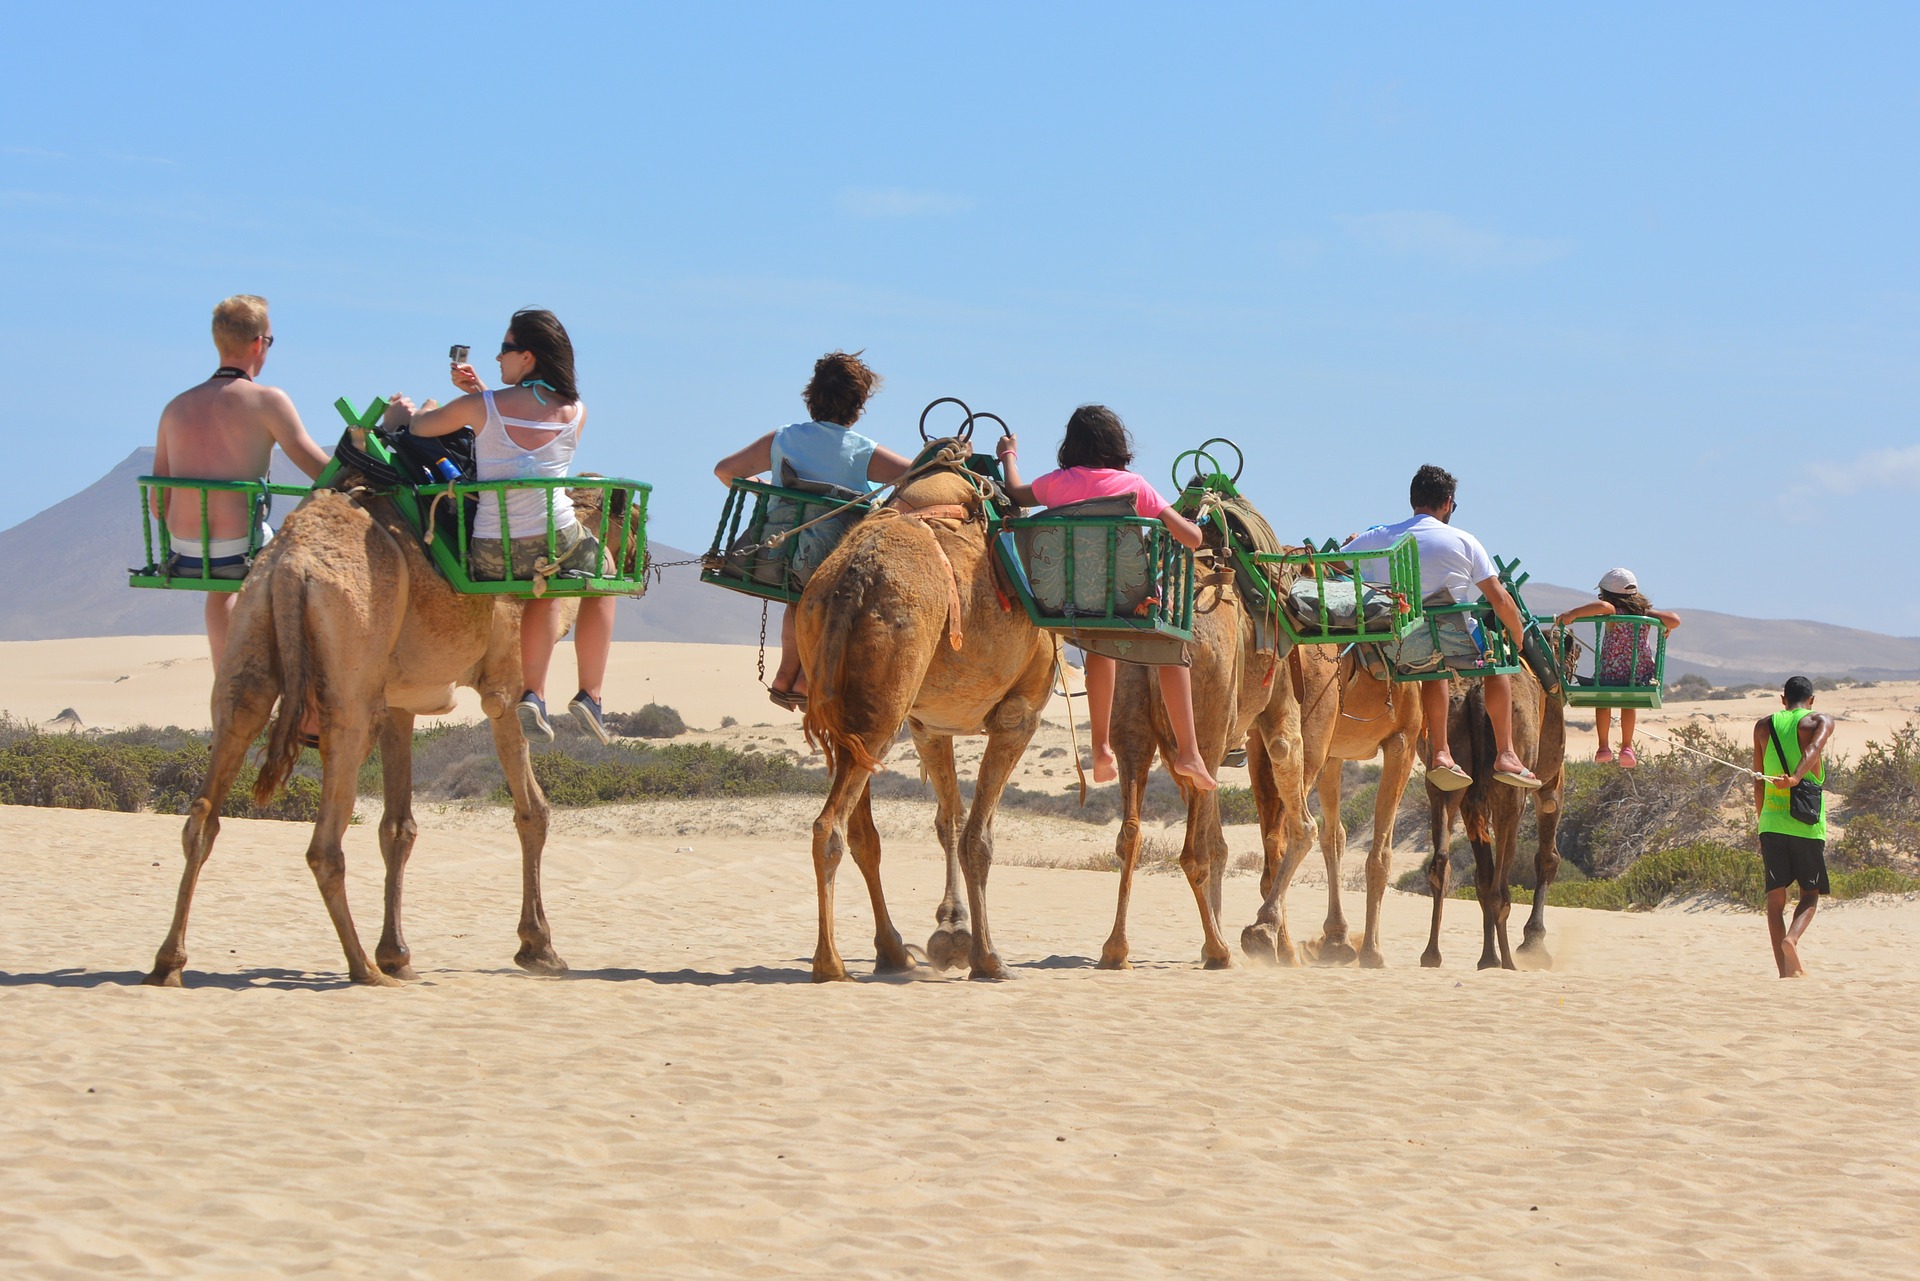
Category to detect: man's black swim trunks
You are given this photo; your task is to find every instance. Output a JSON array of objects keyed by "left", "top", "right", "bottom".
[{"left": 1759, "top": 831, "right": 1830, "bottom": 895}]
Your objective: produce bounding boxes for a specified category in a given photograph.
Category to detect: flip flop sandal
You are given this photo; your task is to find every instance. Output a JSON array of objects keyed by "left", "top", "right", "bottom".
[
  {"left": 1426, "top": 763, "right": 1472, "bottom": 792},
  {"left": 1494, "top": 767, "right": 1544, "bottom": 790},
  {"left": 767, "top": 688, "right": 808, "bottom": 712},
  {"left": 298, "top": 732, "right": 321, "bottom": 751}
]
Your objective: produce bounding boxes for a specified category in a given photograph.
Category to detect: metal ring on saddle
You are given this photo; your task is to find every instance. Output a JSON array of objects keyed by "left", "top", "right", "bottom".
[
  {"left": 918, "top": 397, "right": 974, "bottom": 443},
  {"left": 962, "top": 411, "right": 1011, "bottom": 440}
]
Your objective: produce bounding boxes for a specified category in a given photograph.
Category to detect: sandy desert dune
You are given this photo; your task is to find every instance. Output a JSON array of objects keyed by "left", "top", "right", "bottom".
[{"left": 2, "top": 637, "right": 1919, "bottom": 1276}]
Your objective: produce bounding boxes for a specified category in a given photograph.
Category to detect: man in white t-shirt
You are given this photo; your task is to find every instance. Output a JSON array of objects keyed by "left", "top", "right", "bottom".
[{"left": 1343, "top": 465, "right": 1542, "bottom": 791}]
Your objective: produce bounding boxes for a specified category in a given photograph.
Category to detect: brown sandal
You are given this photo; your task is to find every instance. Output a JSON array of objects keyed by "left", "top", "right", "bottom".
[{"left": 767, "top": 687, "right": 808, "bottom": 712}]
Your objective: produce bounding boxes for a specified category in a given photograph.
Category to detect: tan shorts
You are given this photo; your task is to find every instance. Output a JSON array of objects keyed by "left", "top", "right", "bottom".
[{"left": 468, "top": 524, "right": 603, "bottom": 581}]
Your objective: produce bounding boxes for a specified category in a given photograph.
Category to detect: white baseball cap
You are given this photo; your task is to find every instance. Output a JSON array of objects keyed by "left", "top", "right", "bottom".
[{"left": 1597, "top": 567, "right": 1638, "bottom": 594}]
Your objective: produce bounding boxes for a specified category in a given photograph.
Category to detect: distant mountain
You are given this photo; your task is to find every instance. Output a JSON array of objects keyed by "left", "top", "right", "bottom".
[
  {"left": 5, "top": 453, "right": 1918, "bottom": 684},
  {"left": 0, "top": 448, "right": 770, "bottom": 645}
]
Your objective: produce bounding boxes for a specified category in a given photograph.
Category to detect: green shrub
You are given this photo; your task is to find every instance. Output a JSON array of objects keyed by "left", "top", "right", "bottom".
[
  {"left": 510, "top": 741, "right": 823, "bottom": 806},
  {"left": 603, "top": 703, "right": 687, "bottom": 739},
  {"left": 0, "top": 724, "right": 322, "bottom": 823}
]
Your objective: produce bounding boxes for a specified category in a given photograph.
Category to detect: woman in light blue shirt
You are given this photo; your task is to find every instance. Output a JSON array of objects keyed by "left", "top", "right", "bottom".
[{"left": 713, "top": 351, "right": 911, "bottom": 710}]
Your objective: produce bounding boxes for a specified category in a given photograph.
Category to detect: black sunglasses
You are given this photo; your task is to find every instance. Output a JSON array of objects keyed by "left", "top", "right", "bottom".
[
  {"left": 261, "top": 334, "right": 275, "bottom": 349},
  {"left": 499, "top": 341, "right": 526, "bottom": 355}
]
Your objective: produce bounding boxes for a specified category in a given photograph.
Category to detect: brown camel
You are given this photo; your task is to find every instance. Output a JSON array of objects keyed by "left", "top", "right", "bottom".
[
  {"left": 798, "top": 451, "right": 1055, "bottom": 982},
  {"left": 144, "top": 481, "right": 571, "bottom": 987},
  {"left": 1239, "top": 646, "right": 1426, "bottom": 967},
  {"left": 1420, "top": 663, "right": 1567, "bottom": 970},
  {"left": 1097, "top": 534, "right": 1316, "bottom": 970}
]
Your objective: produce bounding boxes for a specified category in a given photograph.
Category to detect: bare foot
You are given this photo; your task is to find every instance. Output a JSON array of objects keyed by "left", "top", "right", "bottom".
[
  {"left": 1780, "top": 937, "right": 1805, "bottom": 978},
  {"left": 1170, "top": 752, "right": 1218, "bottom": 792},
  {"left": 1091, "top": 743, "right": 1118, "bottom": 784}
]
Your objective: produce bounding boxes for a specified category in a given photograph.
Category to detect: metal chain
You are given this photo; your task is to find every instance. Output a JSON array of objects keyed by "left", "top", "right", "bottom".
[{"left": 757, "top": 600, "right": 769, "bottom": 688}]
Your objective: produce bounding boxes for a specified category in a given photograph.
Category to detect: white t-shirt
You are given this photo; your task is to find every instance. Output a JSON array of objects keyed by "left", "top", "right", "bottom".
[{"left": 1344, "top": 513, "right": 1495, "bottom": 604}]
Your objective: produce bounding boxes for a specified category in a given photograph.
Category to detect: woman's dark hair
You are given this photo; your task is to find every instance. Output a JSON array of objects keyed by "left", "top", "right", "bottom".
[
  {"left": 1057, "top": 404, "right": 1134, "bottom": 470},
  {"left": 1600, "top": 588, "right": 1652, "bottom": 616},
  {"left": 509, "top": 308, "right": 579, "bottom": 402},
  {"left": 803, "top": 351, "right": 881, "bottom": 426},
  {"left": 1409, "top": 464, "right": 1457, "bottom": 511}
]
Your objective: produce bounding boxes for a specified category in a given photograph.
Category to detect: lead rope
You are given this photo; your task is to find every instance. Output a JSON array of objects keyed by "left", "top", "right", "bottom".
[
  {"left": 1628, "top": 724, "right": 1775, "bottom": 782},
  {"left": 1050, "top": 638, "right": 1089, "bottom": 805}
]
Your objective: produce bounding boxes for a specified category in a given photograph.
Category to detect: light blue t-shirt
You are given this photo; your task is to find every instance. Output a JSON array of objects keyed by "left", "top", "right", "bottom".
[{"left": 769, "top": 421, "right": 878, "bottom": 493}]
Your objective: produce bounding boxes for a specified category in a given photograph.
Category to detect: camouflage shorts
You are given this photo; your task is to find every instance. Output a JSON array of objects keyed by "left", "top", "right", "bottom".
[{"left": 468, "top": 525, "right": 603, "bottom": 582}]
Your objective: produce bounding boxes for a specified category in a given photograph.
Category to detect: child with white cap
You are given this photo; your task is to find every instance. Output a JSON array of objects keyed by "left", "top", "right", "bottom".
[{"left": 1553, "top": 568, "right": 1682, "bottom": 766}]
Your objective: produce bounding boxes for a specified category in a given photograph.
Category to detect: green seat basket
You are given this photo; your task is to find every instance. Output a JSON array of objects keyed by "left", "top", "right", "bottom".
[
  {"left": 1559, "top": 615, "right": 1668, "bottom": 709},
  {"left": 995, "top": 500, "right": 1196, "bottom": 657},
  {"left": 130, "top": 477, "right": 312, "bottom": 591},
  {"left": 1383, "top": 600, "right": 1524, "bottom": 683},
  {"left": 427, "top": 474, "right": 652, "bottom": 596},
  {"left": 1169, "top": 437, "right": 1284, "bottom": 619},
  {"left": 1253, "top": 534, "right": 1425, "bottom": 646},
  {"left": 699, "top": 477, "right": 873, "bottom": 605}
]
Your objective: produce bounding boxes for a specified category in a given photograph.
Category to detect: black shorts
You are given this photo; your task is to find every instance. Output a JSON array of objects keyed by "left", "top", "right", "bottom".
[{"left": 1759, "top": 832, "right": 1830, "bottom": 895}]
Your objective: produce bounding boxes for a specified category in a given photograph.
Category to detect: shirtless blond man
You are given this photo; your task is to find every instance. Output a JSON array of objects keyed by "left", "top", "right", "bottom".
[{"left": 152, "top": 295, "right": 329, "bottom": 670}]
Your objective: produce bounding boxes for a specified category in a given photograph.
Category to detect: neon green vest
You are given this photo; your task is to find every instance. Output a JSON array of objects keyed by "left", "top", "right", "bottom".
[{"left": 1758, "top": 707, "right": 1826, "bottom": 839}]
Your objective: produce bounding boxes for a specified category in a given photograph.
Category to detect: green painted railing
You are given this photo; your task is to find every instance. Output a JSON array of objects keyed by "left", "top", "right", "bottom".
[
  {"left": 1558, "top": 615, "right": 1669, "bottom": 709},
  {"left": 426, "top": 474, "right": 652, "bottom": 596},
  {"left": 1255, "top": 534, "right": 1425, "bottom": 646},
  {"left": 700, "top": 477, "right": 872, "bottom": 605},
  {"left": 996, "top": 512, "right": 1196, "bottom": 643},
  {"left": 131, "top": 477, "right": 311, "bottom": 591}
]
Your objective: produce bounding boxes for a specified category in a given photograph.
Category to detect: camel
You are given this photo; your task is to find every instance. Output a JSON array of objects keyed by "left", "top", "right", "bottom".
[
  {"left": 1239, "top": 646, "right": 1426, "bottom": 967},
  {"left": 144, "top": 478, "right": 574, "bottom": 987},
  {"left": 797, "top": 444, "right": 1056, "bottom": 982},
  {"left": 1096, "top": 523, "right": 1317, "bottom": 970},
  {"left": 1419, "top": 662, "right": 1568, "bottom": 970}
]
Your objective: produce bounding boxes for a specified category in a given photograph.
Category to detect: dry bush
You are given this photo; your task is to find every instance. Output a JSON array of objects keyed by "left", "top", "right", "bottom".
[{"left": 1554, "top": 722, "right": 1752, "bottom": 877}]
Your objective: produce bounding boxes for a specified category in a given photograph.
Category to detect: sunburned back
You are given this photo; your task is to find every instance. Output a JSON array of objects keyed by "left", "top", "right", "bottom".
[{"left": 156, "top": 379, "right": 291, "bottom": 540}]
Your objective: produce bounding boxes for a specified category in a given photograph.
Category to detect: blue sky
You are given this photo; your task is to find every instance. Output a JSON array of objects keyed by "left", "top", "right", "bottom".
[{"left": 5, "top": 4, "right": 1916, "bottom": 631}]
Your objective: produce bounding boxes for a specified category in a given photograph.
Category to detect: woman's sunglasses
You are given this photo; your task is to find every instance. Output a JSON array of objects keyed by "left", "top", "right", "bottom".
[{"left": 499, "top": 341, "right": 526, "bottom": 355}]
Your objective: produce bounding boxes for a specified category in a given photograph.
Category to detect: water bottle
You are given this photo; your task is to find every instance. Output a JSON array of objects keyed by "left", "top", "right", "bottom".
[{"left": 429, "top": 456, "right": 461, "bottom": 483}]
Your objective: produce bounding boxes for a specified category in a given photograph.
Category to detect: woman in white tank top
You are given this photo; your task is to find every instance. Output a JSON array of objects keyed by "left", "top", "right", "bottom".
[{"left": 382, "top": 309, "right": 618, "bottom": 745}]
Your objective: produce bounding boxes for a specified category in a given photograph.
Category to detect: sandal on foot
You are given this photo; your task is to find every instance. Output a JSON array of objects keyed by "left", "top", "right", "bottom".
[
  {"left": 767, "top": 687, "right": 808, "bottom": 712},
  {"left": 568, "top": 691, "right": 611, "bottom": 745},
  {"left": 1594, "top": 746, "right": 1615, "bottom": 765},
  {"left": 1494, "top": 766, "right": 1544, "bottom": 790},
  {"left": 1222, "top": 746, "right": 1249, "bottom": 770},
  {"left": 1618, "top": 746, "right": 1638, "bottom": 769},
  {"left": 1426, "top": 763, "right": 1472, "bottom": 792},
  {"left": 516, "top": 691, "right": 554, "bottom": 743},
  {"left": 298, "top": 732, "right": 321, "bottom": 751}
]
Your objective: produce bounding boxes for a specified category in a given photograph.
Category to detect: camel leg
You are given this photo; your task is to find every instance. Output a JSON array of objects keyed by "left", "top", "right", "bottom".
[
  {"left": 914, "top": 730, "right": 971, "bottom": 972},
  {"left": 845, "top": 782, "right": 920, "bottom": 975},
  {"left": 1358, "top": 733, "right": 1419, "bottom": 969},
  {"left": 145, "top": 676, "right": 276, "bottom": 987},
  {"left": 1310, "top": 766, "right": 1357, "bottom": 964},
  {"left": 958, "top": 723, "right": 1038, "bottom": 982},
  {"left": 1239, "top": 731, "right": 1310, "bottom": 967},
  {"left": 1487, "top": 801, "right": 1519, "bottom": 971},
  {"left": 1176, "top": 789, "right": 1234, "bottom": 969},
  {"left": 809, "top": 760, "right": 870, "bottom": 982},
  {"left": 1098, "top": 733, "right": 1154, "bottom": 971},
  {"left": 302, "top": 719, "right": 398, "bottom": 986},
  {"left": 488, "top": 708, "right": 566, "bottom": 975},
  {"left": 1516, "top": 789, "right": 1562, "bottom": 970},
  {"left": 374, "top": 709, "right": 419, "bottom": 980},
  {"left": 1469, "top": 826, "right": 1503, "bottom": 971},
  {"left": 1421, "top": 784, "right": 1454, "bottom": 968}
]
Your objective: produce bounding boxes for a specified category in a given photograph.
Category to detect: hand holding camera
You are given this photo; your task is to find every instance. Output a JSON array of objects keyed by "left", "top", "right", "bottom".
[{"left": 449, "top": 343, "right": 485, "bottom": 395}]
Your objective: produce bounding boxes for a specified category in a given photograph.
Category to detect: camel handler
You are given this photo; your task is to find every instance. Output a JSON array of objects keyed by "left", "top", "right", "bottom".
[
  {"left": 151, "top": 295, "right": 330, "bottom": 672},
  {"left": 1753, "top": 675, "right": 1834, "bottom": 978},
  {"left": 1342, "top": 463, "right": 1542, "bottom": 792}
]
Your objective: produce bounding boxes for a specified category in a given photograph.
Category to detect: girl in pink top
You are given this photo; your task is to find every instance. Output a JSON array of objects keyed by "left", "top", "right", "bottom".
[{"left": 997, "top": 405, "right": 1216, "bottom": 791}]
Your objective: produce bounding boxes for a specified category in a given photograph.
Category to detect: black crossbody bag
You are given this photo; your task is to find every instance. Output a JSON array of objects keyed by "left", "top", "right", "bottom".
[{"left": 1765, "top": 716, "right": 1824, "bottom": 826}]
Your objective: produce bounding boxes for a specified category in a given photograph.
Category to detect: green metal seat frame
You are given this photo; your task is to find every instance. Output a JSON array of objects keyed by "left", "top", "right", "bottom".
[
  {"left": 130, "top": 477, "right": 312, "bottom": 591},
  {"left": 1557, "top": 615, "right": 1668, "bottom": 709},
  {"left": 1253, "top": 534, "right": 1425, "bottom": 646},
  {"left": 131, "top": 395, "right": 652, "bottom": 598},
  {"left": 328, "top": 401, "right": 651, "bottom": 597},
  {"left": 995, "top": 510, "right": 1196, "bottom": 644},
  {"left": 1384, "top": 600, "right": 1524, "bottom": 683},
  {"left": 700, "top": 477, "right": 873, "bottom": 605}
]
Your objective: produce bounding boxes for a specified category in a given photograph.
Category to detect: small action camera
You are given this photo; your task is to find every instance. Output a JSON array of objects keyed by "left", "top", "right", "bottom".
[{"left": 449, "top": 344, "right": 470, "bottom": 364}]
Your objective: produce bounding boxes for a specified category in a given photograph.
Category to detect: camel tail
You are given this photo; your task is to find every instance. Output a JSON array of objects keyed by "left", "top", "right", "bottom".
[
  {"left": 253, "top": 572, "right": 313, "bottom": 807},
  {"left": 800, "top": 575, "right": 887, "bottom": 777}
]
